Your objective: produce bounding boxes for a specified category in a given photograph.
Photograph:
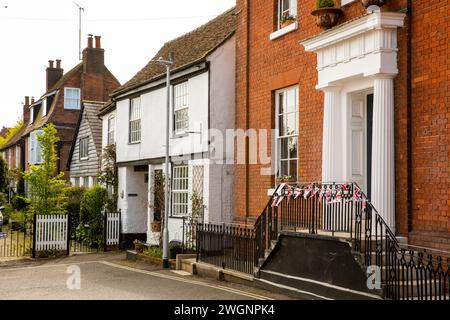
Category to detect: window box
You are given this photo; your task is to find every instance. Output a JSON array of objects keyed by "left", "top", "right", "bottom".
[{"left": 361, "top": 0, "right": 388, "bottom": 8}]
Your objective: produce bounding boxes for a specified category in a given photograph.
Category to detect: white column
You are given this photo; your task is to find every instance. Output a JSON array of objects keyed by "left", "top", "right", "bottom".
[
  {"left": 372, "top": 77, "right": 396, "bottom": 232},
  {"left": 321, "top": 87, "right": 341, "bottom": 182}
]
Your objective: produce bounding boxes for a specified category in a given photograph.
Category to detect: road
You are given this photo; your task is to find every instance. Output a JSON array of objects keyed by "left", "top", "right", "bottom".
[{"left": 0, "top": 252, "right": 292, "bottom": 300}]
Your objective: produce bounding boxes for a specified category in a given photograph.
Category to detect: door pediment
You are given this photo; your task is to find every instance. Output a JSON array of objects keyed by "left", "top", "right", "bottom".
[{"left": 300, "top": 11, "right": 405, "bottom": 88}]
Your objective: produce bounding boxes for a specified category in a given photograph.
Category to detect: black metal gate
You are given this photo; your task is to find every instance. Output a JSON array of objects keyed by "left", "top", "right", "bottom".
[{"left": 0, "top": 222, "right": 33, "bottom": 258}]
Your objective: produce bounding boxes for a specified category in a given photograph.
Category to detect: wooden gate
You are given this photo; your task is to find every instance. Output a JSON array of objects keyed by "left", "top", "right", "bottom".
[{"left": 33, "top": 214, "right": 69, "bottom": 257}]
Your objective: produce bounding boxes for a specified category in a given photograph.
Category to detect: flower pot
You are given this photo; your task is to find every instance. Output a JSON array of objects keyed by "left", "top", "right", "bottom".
[
  {"left": 151, "top": 222, "right": 161, "bottom": 232},
  {"left": 280, "top": 19, "right": 295, "bottom": 29},
  {"left": 361, "top": 0, "right": 388, "bottom": 8},
  {"left": 311, "top": 7, "right": 343, "bottom": 30}
]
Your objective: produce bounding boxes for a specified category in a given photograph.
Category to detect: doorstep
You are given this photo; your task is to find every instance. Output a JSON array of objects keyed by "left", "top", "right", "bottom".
[{"left": 176, "top": 255, "right": 255, "bottom": 287}]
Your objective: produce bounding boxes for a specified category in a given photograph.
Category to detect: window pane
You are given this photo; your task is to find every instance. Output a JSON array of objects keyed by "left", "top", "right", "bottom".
[
  {"left": 289, "top": 159, "right": 297, "bottom": 178},
  {"left": 289, "top": 136, "right": 298, "bottom": 159}
]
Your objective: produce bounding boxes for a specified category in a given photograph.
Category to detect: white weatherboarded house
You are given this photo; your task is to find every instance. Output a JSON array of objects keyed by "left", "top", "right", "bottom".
[
  {"left": 68, "top": 101, "right": 104, "bottom": 187},
  {"left": 108, "top": 8, "right": 236, "bottom": 247}
]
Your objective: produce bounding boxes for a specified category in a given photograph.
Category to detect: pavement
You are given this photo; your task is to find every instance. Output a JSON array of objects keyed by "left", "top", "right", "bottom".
[{"left": 0, "top": 252, "right": 294, "bottom": 300}]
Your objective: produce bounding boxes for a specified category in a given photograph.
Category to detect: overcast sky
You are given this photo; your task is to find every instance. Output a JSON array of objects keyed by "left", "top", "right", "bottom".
[{"left": 0, "top": 0, "right": 235, "bottom": 128}]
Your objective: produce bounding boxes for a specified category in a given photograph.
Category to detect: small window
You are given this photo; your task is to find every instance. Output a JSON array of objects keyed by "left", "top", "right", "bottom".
[
  {"left": 107, "top": 116, "right": 115, "bottom": 145},
  {"left": 173, "top": 82, "right": 189, "bottom": 134},
  {"left": 278, "top": 0, "right": 297, "bottom": 30},
  {"left": 29, "top": 107, "right": 34, "bottom": 125},
  {"left": 79, "top": 137, "right": 89, "bottom": 160},
  {"left": 64, "top": 88, "right": 81, "bottom": 110},
  {"left": 171, "top": 165, "right": 189, "bottom": 217},
  {"left": 129, "top": 98, "right": 141, "bottom": 143},
  {"left": 74, "top": 177, "right": 80, "bottom": 187},
  {"left": 83, "top": 176, "right": 90, "bottom": 187}
]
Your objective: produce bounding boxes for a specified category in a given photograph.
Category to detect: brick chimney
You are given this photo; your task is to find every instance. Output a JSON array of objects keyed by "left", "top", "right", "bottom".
[
  {"left": 82, "top": 34, "right": 104, "bottom": 75},
  {"left": 46, "top": 59, "right": 64, "bottom": 91},
  {"left": 23, "top": 96, "right": 31, "bottom": 124}
]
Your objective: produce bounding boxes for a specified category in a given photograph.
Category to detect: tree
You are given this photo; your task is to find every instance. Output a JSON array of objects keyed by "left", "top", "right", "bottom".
[
  {"left": 98, "top": 144, "right": 118, "bottom": 212},
  {"left": 0, "top": 119, "right": 23, "bottom": 148},
  {"left": 23, "top": 123, "right": 67, "bottom": 215},
  {"left": 78, "top": 186, "right": 108, "bottom": 248},
  {"left": 0, "top": 156, "right": 7, "bottom": 193}
]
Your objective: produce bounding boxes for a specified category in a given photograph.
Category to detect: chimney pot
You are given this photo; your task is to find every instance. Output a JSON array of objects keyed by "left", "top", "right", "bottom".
[
  {"left": 48, "top": 60, "right": 54, "bottom": 68},
  {"left": 94, "top": 35, "right": 101, "bottom": 49},
  {"left": 56, "top": 59, "right": 61, "bottom": 69},
  {"left": 87, "top": 34, "right": 93, "bottom": 48}
]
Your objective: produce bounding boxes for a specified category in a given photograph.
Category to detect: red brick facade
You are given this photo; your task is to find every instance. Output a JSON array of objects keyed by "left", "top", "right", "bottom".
[
  {"left": 1, "top": 35, "right": 120, "bottom": 181},
  {"left": 234, "top": 1, "right": 449, "bottom": 250}
]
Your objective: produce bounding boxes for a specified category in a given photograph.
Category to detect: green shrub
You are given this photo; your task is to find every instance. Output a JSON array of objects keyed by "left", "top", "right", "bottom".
[
  {"left": 65, "top": 186, "right": 86, "bottom": 236},
  {"left": 0, "top": 192, "right": 7, "bottom": 206},
  {"left": 144, "top": 246, "right": 163, "bottom": 258},
  {"left": 316, "top": 0, "right": 335, "bottom": 8},
  {"left": 78, "top": 186, "right": 108, "bottom": 248},
  {"left": 11, "top": 195, "right": 30, "bottom": 211}
]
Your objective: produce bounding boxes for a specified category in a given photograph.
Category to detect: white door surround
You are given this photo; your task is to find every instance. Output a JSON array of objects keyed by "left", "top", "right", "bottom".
[{"left": 301, "top": 10, "right": 405, "bottom": 232}]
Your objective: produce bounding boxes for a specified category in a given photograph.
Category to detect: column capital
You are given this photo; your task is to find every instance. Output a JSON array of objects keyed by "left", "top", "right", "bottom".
[
  {"left": 371, "top": 73, "right": 397, "bottom": 81},
  {"left": 318, "top": 85, "right": 342, "bottom": 93}
]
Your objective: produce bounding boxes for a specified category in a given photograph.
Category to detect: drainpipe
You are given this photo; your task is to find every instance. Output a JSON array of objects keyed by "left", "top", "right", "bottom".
[
  {"left": 406, "top": 0, "right": 413, "bottom": 234},
  {"left": 245, "top": 0, "right": 250, "bottom": 223}
]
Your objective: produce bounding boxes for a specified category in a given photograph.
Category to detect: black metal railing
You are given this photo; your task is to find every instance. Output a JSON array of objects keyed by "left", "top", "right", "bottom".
[
  {"left": 196, "top": 223, "right": 256, "bottom": 275},
  {"left": 196, "top": 182, "right": 449, "bottom": 299},
  {"left": 260, "top": 182, "right": 450, "bottom": 300},
  {"left": 181, "top": 208, "right": 205, "bottom": 253}
]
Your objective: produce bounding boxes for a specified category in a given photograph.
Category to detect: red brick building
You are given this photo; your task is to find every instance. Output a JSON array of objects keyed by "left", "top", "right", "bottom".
[
  {"left": 0, "top": 35, "right": 120, "bottom": 186},
  {"left": 234, "top": 0, "right": 449, "bottom": 251}
]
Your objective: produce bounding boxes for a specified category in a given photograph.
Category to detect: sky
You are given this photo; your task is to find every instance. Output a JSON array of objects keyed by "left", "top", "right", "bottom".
[{"left": 0, "top": 0, "right": 236, "bottom": 128}]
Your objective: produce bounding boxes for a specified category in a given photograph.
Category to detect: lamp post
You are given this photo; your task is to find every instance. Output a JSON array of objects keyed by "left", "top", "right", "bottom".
[{"left": 157, "top": 55, "right": 173, "bottom": 269}]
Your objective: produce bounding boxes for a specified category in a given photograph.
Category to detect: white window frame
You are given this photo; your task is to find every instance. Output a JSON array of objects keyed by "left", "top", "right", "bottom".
[
  {"left": 278, "top": 0, "right": 297, "bottom": 30},
  {"left": 15, "top": 145, "right": 19, "bottom": 168},
  {"left": 29, "top": 107, "right": 34, "bottom": 125},
  {"left": 107, "top": 115, "right": 115, "bottom": 145},
  {"left": 129, "top": 97, "right": 141, "bottom": 144},
  {"left": 171, "top": 165, "right": 189, "bottom": 217},
  {"left": 64, "top": 87, "right": 81, "bottom": 110},
  {"left": 275, "top": 86, "right": 299, "bottom": 180},
  {"left": 173, "top": 82, "right": 189, "bottom": 135},
  {"left": 28, "top": 130, "right": 43, "bottom": 165},
  {"left": 79, "top": 137, "right": 89, "bottom": 160}
]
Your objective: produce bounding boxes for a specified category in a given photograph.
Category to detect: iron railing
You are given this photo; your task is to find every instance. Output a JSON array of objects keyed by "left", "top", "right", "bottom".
[
  {"left": 196, "top": 223, "right": 256, "bottom": 275},
  {"left": 196, "top": 182, "right": 449, "bottom": 299}
]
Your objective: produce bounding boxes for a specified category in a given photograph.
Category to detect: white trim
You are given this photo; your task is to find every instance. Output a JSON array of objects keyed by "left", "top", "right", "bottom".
[
  {"left": 270, "top": 21, "right": 298, "bottom": 41},
  {"left": 301, "top": 12, "right": 406, "bottom": 52},
  {"left": 261, "top": 270, "right": 383, "bottom": 299}
]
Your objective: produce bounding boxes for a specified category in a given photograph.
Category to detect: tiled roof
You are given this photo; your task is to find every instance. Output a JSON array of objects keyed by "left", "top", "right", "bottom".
[{"left": 113, "top": 7, "right": 236, "bottom": 95}]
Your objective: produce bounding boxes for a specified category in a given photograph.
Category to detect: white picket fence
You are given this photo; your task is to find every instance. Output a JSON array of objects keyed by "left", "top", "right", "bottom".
[
  {"left": 34, "top": 214, "right": 68, "bottom": 252},
  {"left": 105, "top": 212, "right": 120, "bottom": 246}
]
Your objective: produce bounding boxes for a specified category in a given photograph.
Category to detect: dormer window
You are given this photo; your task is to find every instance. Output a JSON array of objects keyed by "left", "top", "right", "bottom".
[
  {"left": 29, "top": 107, "right": 34, "bottom": 125},
  {"left": 278, "top": 0, "right": 297, "bottom": 30},
  {"left": 42, "top": 99, "right": 47, "bottom": 116},
  {"left": 64, "top": 87, "right": 81, "bottom": 110}
]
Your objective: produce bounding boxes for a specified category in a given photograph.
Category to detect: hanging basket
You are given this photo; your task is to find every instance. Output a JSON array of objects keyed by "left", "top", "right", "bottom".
[
  {"left": 361, "top": 0, "right": 388, "bottom": 8},
  {"left": 311, "top": 7, "right": 343, "bottom": 30}
]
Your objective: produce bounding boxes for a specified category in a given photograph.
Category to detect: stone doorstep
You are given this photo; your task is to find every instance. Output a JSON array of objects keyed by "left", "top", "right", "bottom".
[{"left": 177, "top": 256, "right": 255, "bottom": 287}]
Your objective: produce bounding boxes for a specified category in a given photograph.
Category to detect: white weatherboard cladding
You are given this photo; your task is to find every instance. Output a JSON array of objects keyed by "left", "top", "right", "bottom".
[
  {"left": 301, "top": 11, "right": 404, "bottom": 232},
  {"left": 101, "top": 109, "right": 116, "bottom": 151},
  {"left": 115, "top": 72, "right": 209, "bottom": 164}
]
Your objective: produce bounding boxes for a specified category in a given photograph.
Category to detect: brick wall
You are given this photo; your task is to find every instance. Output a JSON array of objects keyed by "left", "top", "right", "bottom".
[{"left": 234, "top": 0, "right": 449, "bottom": 250}]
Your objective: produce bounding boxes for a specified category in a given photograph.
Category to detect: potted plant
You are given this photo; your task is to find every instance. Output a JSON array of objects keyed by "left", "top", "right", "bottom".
[
  {"left": 361, "top": 0, "right": 388, "bottom": 8},
  {"left": 280, "top": 14, "right": 296, "bottom": 29},
  {"left": 311, "top": 0, "right": 343, "bottom": 30},
  {"left": 276, "top": 175, "right": 296, "bottom": 184}
]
